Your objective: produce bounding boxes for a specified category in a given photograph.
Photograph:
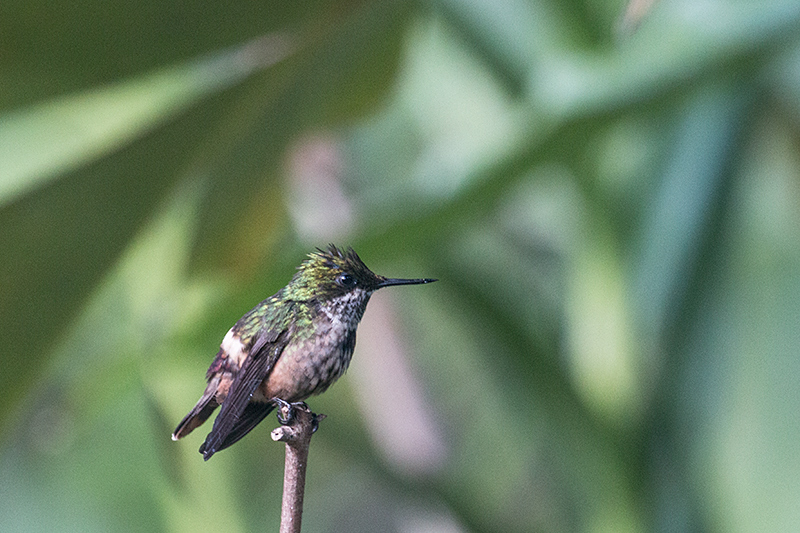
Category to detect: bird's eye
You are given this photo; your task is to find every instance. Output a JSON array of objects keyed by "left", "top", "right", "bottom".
[{"left": 336, "top": 273, "right": 357, "bottom": 288}]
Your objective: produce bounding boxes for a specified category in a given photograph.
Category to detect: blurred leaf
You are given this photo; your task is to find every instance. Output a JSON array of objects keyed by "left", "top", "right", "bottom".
[
  {"left": 632, "top": 81, "right": 753, "bottom": 348},
  {"left": 688, "top": 113, "right": 800, "bottom": 533},
  {"left": 431, "top": 0, "right": 544, "bottom": 95},
  {"left": 0, "top": 38, "right": 292, "bottom": 207},
  {"left": 530, "top": 1, "right": 800, "bottom": 118},
  {"left": 0, "top": 0, "right": 326, "bottom": 109},
  {"left": 0, "top": 97, "right": 222, "bottom": 433}
]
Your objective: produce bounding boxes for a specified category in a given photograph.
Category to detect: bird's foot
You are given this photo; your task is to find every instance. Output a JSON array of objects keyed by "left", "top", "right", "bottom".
[
  {"left": 272, "top": 398, "right": 309, "bottom": 425},
  {"left": 271, "top": 399, "right": 324, "bottom": 432}
]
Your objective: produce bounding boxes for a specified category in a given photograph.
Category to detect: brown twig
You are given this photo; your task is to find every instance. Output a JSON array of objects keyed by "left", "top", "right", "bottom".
[{"left": 271, "top": 402, "right": 325, "bottom": 533}]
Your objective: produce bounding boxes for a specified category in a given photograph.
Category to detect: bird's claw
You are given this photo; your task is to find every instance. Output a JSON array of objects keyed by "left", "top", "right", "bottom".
[
  {"left": 272, "top": 398, "right": 313, "bottom": 426},
  {"left": 272, "top": 398, "right": 293, "bottom": 424}
]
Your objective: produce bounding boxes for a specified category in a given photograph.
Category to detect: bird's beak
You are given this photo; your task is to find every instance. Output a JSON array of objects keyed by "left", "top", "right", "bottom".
[{"left": 376, "top": 277, "right": 438, "bottom": 288}]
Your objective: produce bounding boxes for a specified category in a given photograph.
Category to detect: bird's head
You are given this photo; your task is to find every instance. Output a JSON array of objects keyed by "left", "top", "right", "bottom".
[{"left": 284, "top": 245, "right": 436, "bottom": 302}]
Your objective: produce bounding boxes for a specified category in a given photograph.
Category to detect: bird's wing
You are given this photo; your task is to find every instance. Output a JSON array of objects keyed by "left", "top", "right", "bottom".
[
  {"left": 199, "top": 323, "right": 290, "bottom": 460},
  {"left": 203, "top": 402, "right": 276, "bottom": 455},
  {"left": 171, "top": 374, "right": 222, "bottom": 440}
]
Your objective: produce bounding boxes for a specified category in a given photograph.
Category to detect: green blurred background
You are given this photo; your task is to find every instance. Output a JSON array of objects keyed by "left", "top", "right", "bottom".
[{"left": 2, "top": 0, "right": 800, "bottom": 531}]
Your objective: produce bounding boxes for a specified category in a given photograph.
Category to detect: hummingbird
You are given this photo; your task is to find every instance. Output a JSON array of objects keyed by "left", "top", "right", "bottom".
[{"left": 172, "top": 245, "right": 436, "bottom": 460}]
